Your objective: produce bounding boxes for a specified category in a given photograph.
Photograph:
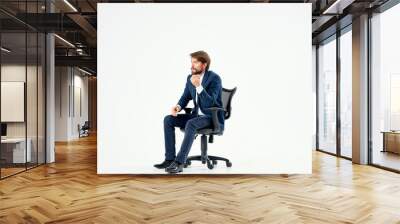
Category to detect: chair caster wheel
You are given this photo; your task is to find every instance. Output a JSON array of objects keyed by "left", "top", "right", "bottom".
[
  {"left": 207, "top": 160, "right": 214, "bottom": 169},
  {"left": 184, "top": 160, "right": 191, "bottom": 168},
  {"left": 226, "top": 161, "right": 232, "bottom": 167},
  {"left": 212, "top": 160, "right": 217, "bottom": 165}
]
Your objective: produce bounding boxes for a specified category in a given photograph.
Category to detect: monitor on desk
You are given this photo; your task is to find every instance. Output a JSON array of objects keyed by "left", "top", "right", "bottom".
[{"left": 1, "top": 123, "right": 7, "bottom": 138}]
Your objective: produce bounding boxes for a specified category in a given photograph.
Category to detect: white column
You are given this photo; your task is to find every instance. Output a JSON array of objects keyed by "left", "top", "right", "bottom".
[
  {"left": 45, "top": 0, "right": 56, "bottom": 163},
  {"left": 46, "top": 33, "right": 55, "bottom": 163},
  {"left": 352, "top": 14, "right": 369, "bottom": 164}
]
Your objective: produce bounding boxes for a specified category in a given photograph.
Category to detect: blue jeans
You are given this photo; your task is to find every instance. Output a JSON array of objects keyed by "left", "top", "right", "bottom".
[{"left": 163, "top": 114, "right": 212, "bottom": 164}]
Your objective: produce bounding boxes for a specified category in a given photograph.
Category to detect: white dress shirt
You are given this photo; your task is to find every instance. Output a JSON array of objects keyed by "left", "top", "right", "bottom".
[
  {"left": 177, "top": 72, "right": 205, "bottom": 115},
  {"left": 196, "top": 72, "right": 205, "bottom": 115}
]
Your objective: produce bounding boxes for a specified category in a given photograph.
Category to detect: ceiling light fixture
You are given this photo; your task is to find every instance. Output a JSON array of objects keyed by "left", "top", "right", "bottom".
[
  {"left": 78, "top": 67, "right": 93, "bottom": 76},
  {"left": 63, "top": 0, "right": 78, "bottom": 12},
  {"left": 322, "top": 0, "right": 354, "bottom": 15},
  {"left": 1, "top": 47, "right": 11, "bottom": 53},
  {"left": 54, "top": 34, "right": 75, "bottom": 48}
]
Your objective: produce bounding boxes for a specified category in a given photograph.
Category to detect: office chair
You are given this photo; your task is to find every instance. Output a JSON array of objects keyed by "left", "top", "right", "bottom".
[
  {"left": 180, "top": 87, "right": 237, "bottom": 169},
  {"left": 78, "top": 121, "right": 90, "bottom": 138}
]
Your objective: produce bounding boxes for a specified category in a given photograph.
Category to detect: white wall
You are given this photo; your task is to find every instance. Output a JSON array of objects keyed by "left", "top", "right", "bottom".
[
  {"left": 1, "top": 65, "right": 42, "bottom": 138},
  {"left": 98, "top": 3, "right": 312, "bottom": 174},
  {"left": 72, "top": 72, "right": 89, "bottom": 138},
  {"left": 55, "top": 67, "right": 89, "bottom": 141},
  {"left": 1, "top": 66, "right": 26, "bottom": 129},
  {"left": 1, "top": 64, "right": 46, "bottom": 163}
]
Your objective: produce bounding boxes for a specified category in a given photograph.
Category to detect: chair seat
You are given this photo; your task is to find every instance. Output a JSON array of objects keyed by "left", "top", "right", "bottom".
[{"left": 180, "top": 127, "right": 223, "bottom": 135}]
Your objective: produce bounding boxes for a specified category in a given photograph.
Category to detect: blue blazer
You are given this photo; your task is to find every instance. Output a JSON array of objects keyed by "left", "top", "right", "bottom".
[{"left": 177, "top": 70, "right": 224, "bottom": 130}]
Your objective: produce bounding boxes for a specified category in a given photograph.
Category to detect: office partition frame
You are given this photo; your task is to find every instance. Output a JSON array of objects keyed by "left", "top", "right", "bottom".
[
  {"left": 367, "top": 0, "right": 400, "bottom": 174},
  {"left": 0, "top": 0, "right": 48, "bottom": 180},
  {"left": 315, "top": 24, "right": 352, "bottom": 161}
]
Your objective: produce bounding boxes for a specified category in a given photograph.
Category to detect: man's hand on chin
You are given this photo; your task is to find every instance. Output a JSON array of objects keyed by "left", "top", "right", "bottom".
[{"left": 191, "top": 74, "right": 201, "bottom": 87}]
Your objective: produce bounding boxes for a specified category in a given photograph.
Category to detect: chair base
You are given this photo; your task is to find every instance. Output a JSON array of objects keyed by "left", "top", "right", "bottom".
[
  {"left": 79, "top": 130, "right": 89, "bottom": 138},
  {"left": 184, "top": 134, "right": 232, "bottom": 170},
  {"left": 185, "top": 155, "right": 232, "bottom": 170}
]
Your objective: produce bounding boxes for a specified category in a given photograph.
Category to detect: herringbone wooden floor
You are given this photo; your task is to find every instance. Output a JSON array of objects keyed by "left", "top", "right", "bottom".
[{"left": 1, "top": 134, "right": 400, "bottom": 224}]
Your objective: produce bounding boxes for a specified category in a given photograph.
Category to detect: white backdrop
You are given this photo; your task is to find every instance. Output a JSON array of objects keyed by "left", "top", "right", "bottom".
[{"left": 98, "top": 3, "right": 312, "bottom": 174}]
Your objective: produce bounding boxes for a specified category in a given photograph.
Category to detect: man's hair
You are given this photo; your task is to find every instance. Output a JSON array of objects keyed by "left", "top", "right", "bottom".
[{"left": 190, "top": 50, "right": 211, "bottom": 71}]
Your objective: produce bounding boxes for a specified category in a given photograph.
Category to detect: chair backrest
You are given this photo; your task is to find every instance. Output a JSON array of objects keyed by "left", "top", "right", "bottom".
[
  {"left": 221, "top": 87, "right": 237, "bottom": 120},
  {"left": 82, "top": 121, "right": 90, "bottom": 129}
]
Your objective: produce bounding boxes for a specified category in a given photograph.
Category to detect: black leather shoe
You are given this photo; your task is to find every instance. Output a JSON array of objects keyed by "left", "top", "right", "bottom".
[
  {"left": 154, "top": 160, "right": 174, "bottom": 169},
  {"left": 165, "top": 161, "right": 184, "bottom": 173}
]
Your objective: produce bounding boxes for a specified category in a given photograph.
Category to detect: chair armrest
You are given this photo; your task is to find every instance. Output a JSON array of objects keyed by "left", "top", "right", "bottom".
[
  {"left": 182, "top": 108, "right": 193, "bottom": 114},
  {"left": 205, "top": 107, "right": 224, "bottom": 132}
]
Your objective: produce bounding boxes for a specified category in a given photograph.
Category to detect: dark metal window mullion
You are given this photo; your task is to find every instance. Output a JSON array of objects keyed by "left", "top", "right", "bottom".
[
  {"left": 367, "top": 10, "right": 373, "bottom": 165},
  {"left": 316, "top": 45, "right": 320, "bottom": 150},
  {"left": 44, "top": 4, "right": 47, "bottom": 164},
  {"left": 336, "top": 29, "right": 341, "bottom": 157},
  {"left": 36, "top": 0, "right": 39, "bottom": 167},
  {"left": 42, "top": 0, "right": 49, "bottom": 163},
  {"left": 25, "top": 0, "right": 28, "bottom": 171}
]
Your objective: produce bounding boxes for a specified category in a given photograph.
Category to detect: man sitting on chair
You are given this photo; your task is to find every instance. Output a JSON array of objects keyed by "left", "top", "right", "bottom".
[{"left": 154, "top": 50, "right": 224, "bottom": 173}]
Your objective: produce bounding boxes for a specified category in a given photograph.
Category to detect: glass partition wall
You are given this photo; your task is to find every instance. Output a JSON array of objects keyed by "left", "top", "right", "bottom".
[
  {"left": 370, "top": 3, "right": 400, "bottom": 172},
  {"left": 0, "top": 1, "right": 46, "bottom": 179},
  {"left": 317, "top": 35, "right": 337, "bottom": 155},
  {"left": 339, "top": 27, "right": 352, "bottom": 159},
  {"left": 316, "top": 27, "right": 352, "bottom": 159}
]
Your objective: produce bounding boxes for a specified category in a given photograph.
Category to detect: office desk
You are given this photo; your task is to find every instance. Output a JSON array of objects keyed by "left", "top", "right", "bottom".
[
  {"left": 381, "top": 131, "right": 400, "bottom": 154},
  {"left": 1, "top": 138, "right": 32, "bottom": 164}
]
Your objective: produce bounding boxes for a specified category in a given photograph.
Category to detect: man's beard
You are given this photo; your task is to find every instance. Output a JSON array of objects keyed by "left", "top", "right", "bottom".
[{"left": 191, "top": 68, "right": 203, "bottom": 75}]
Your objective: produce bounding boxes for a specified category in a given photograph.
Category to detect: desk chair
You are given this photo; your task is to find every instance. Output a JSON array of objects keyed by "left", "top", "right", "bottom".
[
  {"left": 78, "top": 121, "right": 90, "bottom": 138},
  {"left": 180, "top": 87, "right": 237, "bottom": 169}
]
